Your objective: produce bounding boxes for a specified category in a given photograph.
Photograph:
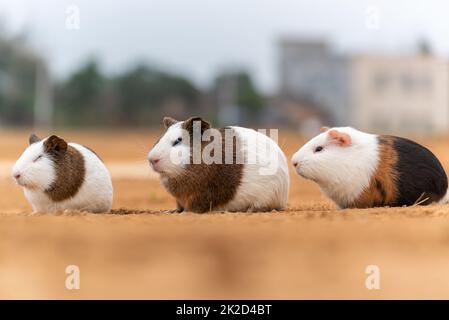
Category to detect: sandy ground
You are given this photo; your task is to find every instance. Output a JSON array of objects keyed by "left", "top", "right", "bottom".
[{"left": 1, "top": 128, "right": 449, "bottom": 299}]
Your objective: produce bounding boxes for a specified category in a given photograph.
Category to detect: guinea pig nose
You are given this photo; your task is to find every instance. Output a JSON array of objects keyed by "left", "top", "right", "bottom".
[
  {"left": 149, "top": 158, "right": 160, "bottom": 165},
  {"left": 14, "top": 173, "right": 21, "bottom": 180},
  {"left": 292, "top": 161, "right": 298, "bottom": 168}
]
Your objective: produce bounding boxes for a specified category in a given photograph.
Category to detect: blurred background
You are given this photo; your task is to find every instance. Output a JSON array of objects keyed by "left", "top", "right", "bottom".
[
  {"left": 4, "top": 1, "right": 449, "bottom": 300},
  {"left": 0, "top": 0, "right": 448, "bottom": 135}
]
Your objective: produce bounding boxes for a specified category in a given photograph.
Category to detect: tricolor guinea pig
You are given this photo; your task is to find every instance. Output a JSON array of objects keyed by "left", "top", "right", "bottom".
[
  {"left": 147, "top": 116, "right": 290, "bottom": 213},
  {"left": 291, "top": 127, "right": 448, "bottom": 209},
  {"left": 12, "top": 134, "right": 113, "bottom": 213}
]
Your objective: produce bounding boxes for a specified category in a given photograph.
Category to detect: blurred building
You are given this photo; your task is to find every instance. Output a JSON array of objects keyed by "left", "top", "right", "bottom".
[
  {"left": 351, "top": 54, "right": 448, "bottom": 134},
  {"left": 279, "top": 39, "right": 351, "bottom": 127},
  {"left": 279, "top": 39, "right": 449, "bottom": 134}
]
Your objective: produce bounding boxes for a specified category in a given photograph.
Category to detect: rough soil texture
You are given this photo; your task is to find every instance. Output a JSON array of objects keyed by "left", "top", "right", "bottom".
[{"left": 1, "top": 129, "right": 449, "bottom": 299}]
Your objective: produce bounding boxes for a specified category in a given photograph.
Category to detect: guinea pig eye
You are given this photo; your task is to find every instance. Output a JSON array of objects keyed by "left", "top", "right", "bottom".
[
  {"left": 314, "top": 146, "right": 323, "bottom": 153},
  {"left": 172, "top": 137, "right": 182, "bottom": 147},
  {"left": 33, "top": 155, "right": 43, "bottom": 162}
]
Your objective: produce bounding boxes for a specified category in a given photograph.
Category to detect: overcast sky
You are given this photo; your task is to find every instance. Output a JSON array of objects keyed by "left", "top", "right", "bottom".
[{"left": 0, "top": 0, "right": 447, "bottom": 93}]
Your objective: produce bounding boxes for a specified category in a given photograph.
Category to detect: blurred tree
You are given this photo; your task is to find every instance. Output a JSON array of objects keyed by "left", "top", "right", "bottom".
[
  {"left": 0, "top": 31, "right": 40, "bottom": 126},
  {"left": 0, "top": 20, "right": 265, "bottom": 128},
  {"left": 55, "top": 62, "right": 200, "bottom": 126},
  {"left": 55, "top": 59, "right": 108, "bottom": 126},
  {"left": 214, "top": 71, "right": 264, "bottom": 123},
  {"left": 235, "top": 72, "right": 264, "bottom": 114},
  {"left": 113, "top": 65, "right": 199, "bottom": 125}
]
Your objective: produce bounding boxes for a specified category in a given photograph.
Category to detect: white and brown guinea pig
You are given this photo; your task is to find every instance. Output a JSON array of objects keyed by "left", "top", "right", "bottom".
[
  {"left": 148, "top": 116, "right": 290, "bottom": 213},
  {"left": 12, "top": 134, "right": 113, "bottom": 213},
  {"left": 291, "top": 127, "right": 448, "bottom": 209}
]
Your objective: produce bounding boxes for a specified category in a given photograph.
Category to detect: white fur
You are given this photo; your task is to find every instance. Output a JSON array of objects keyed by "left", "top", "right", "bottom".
[
  {"left": 439, "top": 189, "right": 449, "bottom": 204},
  {"left": 12, "top": 140, "right": 113, "bottom": 213},
  {"left": 291, "top": 127, "right": 379, "bottom": 208},
  {"left": 148, "top": 122, "right": 290, "bottom": 211},
  {"left": 148, "top": 122, "right": 191, "bottom": 176},
  {"left": 222, "top": 126, "right": 290, "bottom": 211}
]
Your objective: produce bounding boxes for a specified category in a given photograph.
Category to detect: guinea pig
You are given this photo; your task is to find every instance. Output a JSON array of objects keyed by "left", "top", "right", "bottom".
[
  {"left": 147, "top": 116, "right": 290, "bottom": 213},
  {"left": 291, "top": 127, "right": 448, "bottom": 209},
  {"left": 12, "top": 134, "right": 113, "bottom": 213}
]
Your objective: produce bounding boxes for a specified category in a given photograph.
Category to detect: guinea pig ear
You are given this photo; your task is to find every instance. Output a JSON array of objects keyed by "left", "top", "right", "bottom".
[
  {"left": 328, "top": 130, "right": 352, "bottom": 147},
  {"left": 163, "top": 116, "right": 178, "bottom": 128},
  {"left": 320, "top": 126, "right": 330, "bottom": 133},
  {"left": 29, "top": 134, "right": 41, "bottom": 145},
  {"left": 183, "top": 116, "right": 211, "bottom": 134},
  {"left": 44, "top": 135, "right": 68, "bottom": 155}
]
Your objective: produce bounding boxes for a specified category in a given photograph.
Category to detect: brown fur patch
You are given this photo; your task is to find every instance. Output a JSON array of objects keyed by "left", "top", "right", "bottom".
[
  {"left": 162, "top": 125, "right": 243, "bottom": 213},
  {"left": 45, "top": 144, "right": 86, "bottom": 202},
  {"left": 163, "top": 116, "right": 178, "bottom": 128},
  {"left": 352, "top": 136, "right": 399, "bottom": 208}
]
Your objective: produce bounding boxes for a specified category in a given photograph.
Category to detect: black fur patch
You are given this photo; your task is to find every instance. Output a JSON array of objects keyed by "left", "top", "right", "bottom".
[{"left": 393, "top": 137, "right": 447, "bottom": 205}]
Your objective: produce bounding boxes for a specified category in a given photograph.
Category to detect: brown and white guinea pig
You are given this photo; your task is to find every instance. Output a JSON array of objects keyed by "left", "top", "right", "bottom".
[
  {"left": 12, "top": 134, "right": 113, "bottom": 213},
  {"left": 147, "top": 116, "right": 290, "bottom": 213},
  {"left": 291, "top": 127, "right": 448, "bottom": 209}
]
